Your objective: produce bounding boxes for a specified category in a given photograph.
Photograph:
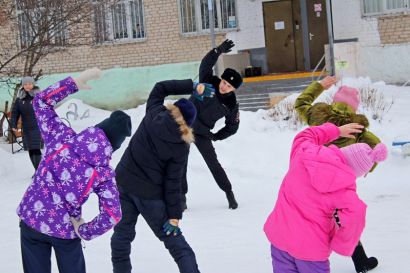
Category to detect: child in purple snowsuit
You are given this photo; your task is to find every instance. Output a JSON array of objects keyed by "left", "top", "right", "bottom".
[{"left": 17, "top": 69, "right": 132, "bottom": 273}]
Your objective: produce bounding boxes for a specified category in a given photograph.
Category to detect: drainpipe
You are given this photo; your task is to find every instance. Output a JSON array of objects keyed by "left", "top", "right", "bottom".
[
  {"left": 300, "top": 0, "right": 311, "bottom": 71},
  {"left": 326, "top": 0, "right": 335, "bottom": 75},
  {"left": 208, "top": 0, "right": 219, "bottom": 75}
]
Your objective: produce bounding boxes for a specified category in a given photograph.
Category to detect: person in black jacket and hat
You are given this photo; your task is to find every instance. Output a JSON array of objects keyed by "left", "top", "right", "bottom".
[
  {"left": 111, "top": 79, "right": 213, "bottom": 273},
  {"left": 182, "top": 39, "right": 242, "bottom": 210},
  {"left": 11, "top": 77, "right": 43, "bottom": 174}
]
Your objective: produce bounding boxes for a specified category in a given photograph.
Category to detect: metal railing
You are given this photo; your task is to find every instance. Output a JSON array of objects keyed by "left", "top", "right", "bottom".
[{"left": 311, "top": 53, "right": 327, "bottom": 82}]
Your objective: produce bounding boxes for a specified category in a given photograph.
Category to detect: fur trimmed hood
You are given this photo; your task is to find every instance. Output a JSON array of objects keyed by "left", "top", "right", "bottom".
[
  {"left": 166, "top": 104, "right": 195, "bottom": 144},
  {"left": 18, "top": 86, "right": 41, "bottom": 99}
]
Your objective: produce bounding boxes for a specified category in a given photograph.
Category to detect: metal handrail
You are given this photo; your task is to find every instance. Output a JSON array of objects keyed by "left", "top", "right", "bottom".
[{"left": 311, "top": 53, "right": 327, "bottom": 82}]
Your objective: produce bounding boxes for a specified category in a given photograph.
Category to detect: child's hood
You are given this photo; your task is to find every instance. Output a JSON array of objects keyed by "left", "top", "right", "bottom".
[{"left": 300, "top": 144, "right": 357, "bottom": 193}]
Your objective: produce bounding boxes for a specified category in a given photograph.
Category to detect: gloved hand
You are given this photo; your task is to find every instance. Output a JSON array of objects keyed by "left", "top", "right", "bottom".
[
  {"left": 74, "top": 67, "right": 102, "bottom": 90},
  {"left": 216, "top": 39, "right": 235, "bottom": 54},
  {"left": 70, "top": 217, "right": 85, "bottom": 239},
  {"left": 163, "top": 219, "right": 181, "bottom": 236},
  {"left": 193, "top": 82, "right": 215, "bottom": 101}
]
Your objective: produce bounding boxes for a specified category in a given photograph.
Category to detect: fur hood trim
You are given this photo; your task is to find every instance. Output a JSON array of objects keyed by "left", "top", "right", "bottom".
[{"left": 166, "top": 104, "right": 195, "bottom": 144}]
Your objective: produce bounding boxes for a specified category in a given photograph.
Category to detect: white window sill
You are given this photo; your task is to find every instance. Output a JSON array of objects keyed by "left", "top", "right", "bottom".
[
  {"left": 93, "top": 37, "right": 147, "bottom": 47},
  {"left": 181, "top": 28, "right": 239, "bottom": 37},
  {"left": 362, "top": 9, "right": 410, "bottom": 18}
]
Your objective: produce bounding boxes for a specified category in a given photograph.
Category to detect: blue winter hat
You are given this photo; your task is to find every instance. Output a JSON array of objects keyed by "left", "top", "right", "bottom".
[
  {"left": 174, "top": 98, "right": 197, "bottom": 127},
  {"left": 95, "top": 110, "right": 132, "bottom": 152}
]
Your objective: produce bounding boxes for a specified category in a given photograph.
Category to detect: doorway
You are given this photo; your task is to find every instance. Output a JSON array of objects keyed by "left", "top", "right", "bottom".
[
  {"left": 262, "top": 0, "right": 329, "bottom": 73},
  {"left": 306, "top": 0, "right": 329, "bottom": 69},
  {"left": 263, "top": 1, "right": 296, "bottom": 73}
]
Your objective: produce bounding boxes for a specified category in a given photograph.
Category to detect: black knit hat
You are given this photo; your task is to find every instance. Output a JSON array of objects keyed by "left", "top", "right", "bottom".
[
  {"left": 174, "top": 98, "right": 197, "bottom": 127},
  {"left": 221, "top": 68, "right": 243, "bottom": 89},
  {"left": 95, "top": 110, "right": 132, "bottom": 152}
]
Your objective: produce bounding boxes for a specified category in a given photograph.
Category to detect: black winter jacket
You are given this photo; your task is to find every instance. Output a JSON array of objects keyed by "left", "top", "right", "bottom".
[
  {"left": 116, "top": 79, "right": 195, "bottom": 219},
  {"left": 189, "top": 49, "right": 240, "bottom": 141},
  {"left": 11, "top": 87, "right": 42, "bottom": 150}
]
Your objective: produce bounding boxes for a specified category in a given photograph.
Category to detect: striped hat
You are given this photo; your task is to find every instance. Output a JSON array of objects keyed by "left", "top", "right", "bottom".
[{"left": 341, "top": 143, "right": 388, "bottom": 177}]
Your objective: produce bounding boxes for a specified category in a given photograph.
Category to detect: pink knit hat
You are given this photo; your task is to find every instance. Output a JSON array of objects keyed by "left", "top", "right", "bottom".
[
  {"left": 341, "top": 143, "right": 388, "bottom": 177},
  {"left": 333, "top": 86, "right": 360, "bottom": 112}
]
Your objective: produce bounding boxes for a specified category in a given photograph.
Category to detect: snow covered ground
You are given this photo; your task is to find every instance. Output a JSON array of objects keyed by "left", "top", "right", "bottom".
[{"left": 1, "top": 78, "right": 409, "bottom": 273}]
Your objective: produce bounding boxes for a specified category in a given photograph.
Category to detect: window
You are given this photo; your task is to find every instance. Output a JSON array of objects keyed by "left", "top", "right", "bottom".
[
  {"left": 93, "top": 0, "right": 146, "bottom": 44},
  {"left": 16, "top": 1, "right": 67, "bottom": 48},
  {"left": 362, "top": 0, "right": 410, "bottom": 16},
  {"left": 178, "top": 0, "right": 237, "bottom": 34}
]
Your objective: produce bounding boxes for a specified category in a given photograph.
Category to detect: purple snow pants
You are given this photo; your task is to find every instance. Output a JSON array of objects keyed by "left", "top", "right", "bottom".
[{"left": 270, "top": 245, "right": 330, "bottom": 273}]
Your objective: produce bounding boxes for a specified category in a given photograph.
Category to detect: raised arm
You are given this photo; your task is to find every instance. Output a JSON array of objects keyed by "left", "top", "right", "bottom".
[
  {"left": 146, "top": 79, "right": 194, "bottom": 112},
  {"left": 33, "top": 68, "right": 102, "bottom": 146},
  {"left": 291, "top": 123, "right": 364, "bottom": 159},
  {"left": 199, "top": 39, "right": 234, "bottom": 83},
  {"left": 295, "top": 76, "right": 337, "bottom": 124},
  {"left": 33, "top": 77, "right": 78, "bottom": 145}
]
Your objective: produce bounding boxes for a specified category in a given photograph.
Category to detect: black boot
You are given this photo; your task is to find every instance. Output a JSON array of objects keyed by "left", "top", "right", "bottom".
[
  {"left": 32, "top": 154, "right": 42, "bottom": 170},
  {"left": 352, "top": 242, "right": 378, "bottom": 273},
  {"left": 30, "top": 154, "right": 42, "bottom": 178},
  {"left": 181, "top": 194, "right": 187, "bottom": 211},
  {"left": 226, "top": 191, "right": 238, "bottom": 209}
]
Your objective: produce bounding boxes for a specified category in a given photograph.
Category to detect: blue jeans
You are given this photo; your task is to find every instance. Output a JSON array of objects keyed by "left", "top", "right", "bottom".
[
  {"left": 271, "top": 245, "right": 330, "bottom": 273},
  {"left": 20, "top": 221, "right": 85, "bottom": 273},
  {"left": 111, "top": 193, "right": 200, "bottom": 273}
]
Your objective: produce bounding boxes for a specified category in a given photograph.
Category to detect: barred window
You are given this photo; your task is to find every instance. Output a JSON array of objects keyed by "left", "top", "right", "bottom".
[
  {"left": 362, "top": 0, "right": 409, "bottom": 16},
  {"left": 180, "top": 0, "right": 197, "bottom": 33},
  {"left": 178, "top": 0, "right": 237, "bottom": 34},
  {"left": 94, "top": 2, "right": 110, "bottom": 43},
  {"left": 220, "top": 0, "right": 236, "bottom": 29},
  {"left": 16, "top": 1, "right": 67, "bottom": 48},
  {"left": 93, "top": 0, "right": 146, "bottom": 44},
  {"left": 200, "top": 0, "right": 218, "bottom": 30}
]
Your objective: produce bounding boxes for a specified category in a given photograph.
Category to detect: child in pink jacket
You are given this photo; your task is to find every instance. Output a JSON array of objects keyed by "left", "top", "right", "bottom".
[{"left": 264, "top": 123, "right": 387, "bottom": 273}]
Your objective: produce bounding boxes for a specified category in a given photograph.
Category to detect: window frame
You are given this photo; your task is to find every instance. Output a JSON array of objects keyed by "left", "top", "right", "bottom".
[
  {"left": 361, "top": 0, "right": 410, "bottom": 17},
  {"left": 16, "top": 1, "right": 67, "bottom": 49},
  {"left": 177, "top": 0, "right": 238, "bottom": 35},
  {"left": 92, "top": 0, "right": 147, "bottom": 45}
]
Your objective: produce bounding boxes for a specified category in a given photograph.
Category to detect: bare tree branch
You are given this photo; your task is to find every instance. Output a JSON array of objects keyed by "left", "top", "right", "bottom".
[{"left": 0, "top": 0, "right": 118, "bottom": 106}]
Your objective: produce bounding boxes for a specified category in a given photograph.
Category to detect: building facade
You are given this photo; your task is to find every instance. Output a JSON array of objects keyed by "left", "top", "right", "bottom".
[
  {"left": 0, "top": 0, "right": 237, "bottom": 74},
  {"left": 331, "top": 0, "right": 410, "bottom": 83}
]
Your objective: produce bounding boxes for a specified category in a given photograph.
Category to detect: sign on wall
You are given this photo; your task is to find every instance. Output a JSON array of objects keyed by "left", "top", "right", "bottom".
[{"left": 274, "top": 21, "right": 285, "bottom": 30}]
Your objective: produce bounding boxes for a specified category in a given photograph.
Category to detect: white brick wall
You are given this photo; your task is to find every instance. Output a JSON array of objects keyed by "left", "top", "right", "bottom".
[{"left": 332, "top": 0, "right": 410, "bottom": 83}]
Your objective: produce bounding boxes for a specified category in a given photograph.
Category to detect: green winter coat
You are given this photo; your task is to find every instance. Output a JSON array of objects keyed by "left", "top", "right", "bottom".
[{"left": 295, "top": 81, "right": 380, "bottom": 154}]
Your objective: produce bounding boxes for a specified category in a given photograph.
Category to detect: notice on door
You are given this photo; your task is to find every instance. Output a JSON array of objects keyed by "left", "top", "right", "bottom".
[
  {"left": 314, "top": 4, "right": 322, "bottom": 12},
  {"left": 274, "top": 21, "right": 285, "bottom": 30}
]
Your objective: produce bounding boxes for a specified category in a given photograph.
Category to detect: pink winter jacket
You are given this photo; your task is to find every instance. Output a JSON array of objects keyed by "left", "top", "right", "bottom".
[{"left": 264, "top": 123, "right": 367, "bottom": 261}]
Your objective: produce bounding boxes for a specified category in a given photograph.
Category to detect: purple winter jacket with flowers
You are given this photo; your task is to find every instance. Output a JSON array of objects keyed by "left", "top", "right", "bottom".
[{"left": 17, "top": 77, "right": 122, "bottom": 240}]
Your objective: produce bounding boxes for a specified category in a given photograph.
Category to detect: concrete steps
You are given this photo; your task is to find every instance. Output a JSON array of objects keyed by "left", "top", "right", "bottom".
[{"left": 237, "top": 76, "right": 321, "bottom": 112}]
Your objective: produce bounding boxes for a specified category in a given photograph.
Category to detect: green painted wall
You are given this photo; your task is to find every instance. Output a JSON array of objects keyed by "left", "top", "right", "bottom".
[{"left": 0, "top": 61, "right": 200, "bottom": 111}]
